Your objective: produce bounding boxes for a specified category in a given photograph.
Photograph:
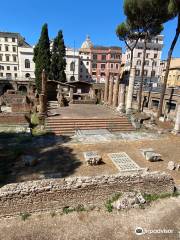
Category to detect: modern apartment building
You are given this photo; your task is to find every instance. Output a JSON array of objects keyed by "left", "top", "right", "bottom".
[
  {"left": 124, "top": 35, "right": 164, "bottom": 86},
  {"left": 0, "top": 32, "right": 35, "bottom": 80}
]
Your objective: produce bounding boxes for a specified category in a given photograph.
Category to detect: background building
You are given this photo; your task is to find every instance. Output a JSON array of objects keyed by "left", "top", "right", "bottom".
[
  {"left": 65, "top": 48, "right": 80, "bottom": 82},
  {"left": 124, "top": 35, "right": 164, "bottom": 86},
  {"left": 161, "top": 58, "right": 180, "bottom": 87},
  {"left": 0, "top": 32, "right": 35, "bottom": 80}
]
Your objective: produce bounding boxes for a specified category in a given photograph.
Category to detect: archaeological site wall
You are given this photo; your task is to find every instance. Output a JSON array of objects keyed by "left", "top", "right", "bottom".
[{"left": 0, "top": 171, "right": 174, "bottom": 217}]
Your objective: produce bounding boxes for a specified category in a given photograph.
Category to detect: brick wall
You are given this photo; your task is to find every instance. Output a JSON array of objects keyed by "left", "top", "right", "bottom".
[
  {"left": 0, "top": 114, "right": 28, "bottom": 125},
  {"left": 0, "top": 172, "right": 174, "bottom": 217}
]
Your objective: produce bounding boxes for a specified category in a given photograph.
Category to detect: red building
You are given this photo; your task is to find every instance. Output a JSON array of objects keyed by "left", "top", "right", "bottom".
[
  {"left": 79, "top": 36, "right": 122, "bottom": 83},
  {"left": 91, "top": 46, "right": 122, "bottom": 83}
]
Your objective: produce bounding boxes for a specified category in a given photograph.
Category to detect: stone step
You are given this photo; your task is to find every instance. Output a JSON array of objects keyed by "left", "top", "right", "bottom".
[
  {"left": 46, "top": 124, "right": 132, "bottom": 129},
  {"left": 48, "top": 128, "right": 135, "bottom": 135}
]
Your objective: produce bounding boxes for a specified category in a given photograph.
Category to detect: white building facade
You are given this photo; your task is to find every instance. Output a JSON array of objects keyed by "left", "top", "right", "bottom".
[
  {"left": 65, "top": 48, "right": 80, "bottom": 82},
  {"left": 125, "top": 35, "right": 164, "bottom": 86},
  {"left": 0, "top": 32, "right": 35, "bottom": 80}
]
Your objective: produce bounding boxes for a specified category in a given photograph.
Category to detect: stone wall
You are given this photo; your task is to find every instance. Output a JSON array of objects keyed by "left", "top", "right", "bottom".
[
  {"left": 0, "top": 172, "right": 174, "bottom": 217},
  {"left": 0, "top": 113, "right": 28, "bottom": 125}
]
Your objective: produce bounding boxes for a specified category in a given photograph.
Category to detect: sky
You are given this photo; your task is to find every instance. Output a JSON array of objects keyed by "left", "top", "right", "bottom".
[{"left": 0, "top": 0, "right": 179, "bottom": 59}]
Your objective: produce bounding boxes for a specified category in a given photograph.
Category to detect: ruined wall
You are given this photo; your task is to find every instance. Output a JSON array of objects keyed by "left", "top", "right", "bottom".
[{"left": 0, "top": 172, "right": 174, "bottom": 217}]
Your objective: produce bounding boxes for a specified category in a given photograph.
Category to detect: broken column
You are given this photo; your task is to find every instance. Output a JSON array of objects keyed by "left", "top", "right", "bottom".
[
  {"left": 39, "top": 69, "right": 47, "bottom": 117},
  {"left": 172, "top": 104, "right": 180, "bottom": 134},
  {"left": 113, "top": 76, "right": 119, "bottom": 107},
  {"left": 117, "top": 82, "right": 126, "bottom": 113},
  {"left": 126, "top": 67, "right": 136, "bottom": 114},
  {"left": 108, "top": 75, "right": 114, "bottom": 106},
  {"left": 104, "top": 76, "right": 109, "bottom": 103}
]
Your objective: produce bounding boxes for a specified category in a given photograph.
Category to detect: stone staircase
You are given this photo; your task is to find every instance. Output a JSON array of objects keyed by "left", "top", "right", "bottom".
[{"left": 45, "top": 117, "right": 135, "bottom": 135}]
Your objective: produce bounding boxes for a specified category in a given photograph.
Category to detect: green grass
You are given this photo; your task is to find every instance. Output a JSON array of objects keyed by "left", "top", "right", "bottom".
[
  {"left": 20, "top": 212, "right": 31, "bottom": 221},
  {"left": 105, "top": 193, "right": 122, "bottom": 213},
  {"left": 143, "top": 192, "right": 180, "bottom": 202}
]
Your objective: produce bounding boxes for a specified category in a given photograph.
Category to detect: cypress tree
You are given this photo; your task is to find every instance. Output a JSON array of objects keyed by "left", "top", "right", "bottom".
[
  {"left": 33, "top": 23, "right": 51, "bottom": 93},
  {"left": 50, "top": 30, "right": 66, "bottom": 82}
]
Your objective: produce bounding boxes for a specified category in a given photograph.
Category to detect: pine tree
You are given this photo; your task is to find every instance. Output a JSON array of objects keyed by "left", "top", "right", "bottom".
[
  {"left": 33, "top": 23, "right": 51, "bottom": 93},
  {"left": 49, "top": 30, "right": 66, "bottom": 82}
]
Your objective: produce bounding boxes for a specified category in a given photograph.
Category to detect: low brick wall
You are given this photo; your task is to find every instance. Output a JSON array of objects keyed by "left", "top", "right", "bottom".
[
  {"left": 0, "top": 114, "right": 28, "bottom": 125},
  {"left": 0, "top": 172, "right": 174, "bottom": 217}
]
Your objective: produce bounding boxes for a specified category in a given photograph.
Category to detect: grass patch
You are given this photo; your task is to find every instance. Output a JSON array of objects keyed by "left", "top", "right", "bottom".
[
  {"left": 20, "top": 212, "right": 31, "bottom": 221},
  {"left": 31, "top": 113, "right": 39, "bottom": 126},
  {"left": 63, "top": 207, "right": 74, "bottom": 215},
  {"left": 105, "top": 193, "right": 122, "bottom": 213},
  {"left": 143, "top": 192, "right": 180, "bottom": 203}
]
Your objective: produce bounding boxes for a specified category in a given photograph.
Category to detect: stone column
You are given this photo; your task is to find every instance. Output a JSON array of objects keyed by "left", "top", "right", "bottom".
[
  {"left": 69, "top": 87, "right": 73, "bottom": 102},
  {"left": 117, "top": 83, "right": 126, "bottom": 113},
  {"left": 126, "top": 67, "right": 136, "bottom": 114},
  {"left": 104, "top": 76, "right": 109, "bottom": 103},
  {"left": 173, "top": 104, "right": 180, "bottom": 134},
  {"left": 113, "top": 76, "right": 119, "bottom": 107},
  {"left": 108, "top": 75, "right": 114, "bottom": 106},
  {"left": 39, "top": 69, "right": 47, "bottom": 116}
]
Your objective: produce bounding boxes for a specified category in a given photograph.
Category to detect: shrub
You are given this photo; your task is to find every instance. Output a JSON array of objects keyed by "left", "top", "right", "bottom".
[{"left": 20, "top": 212, "right": 31, "bottom": 221}]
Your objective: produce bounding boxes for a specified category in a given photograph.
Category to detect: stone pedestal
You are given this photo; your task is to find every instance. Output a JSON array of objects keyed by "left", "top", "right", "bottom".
[
  {"left": 117, "top": 83, "right": 126, "bottom": 113},
  {"left": 104, "top": 77, "right": 109, "bottom": 102},
  {"left": 126, "top": 67, "right": 136, "bottom": 114},
  {"left": 113, "top": 77, "right": 119, "bottom": 107},
  {"left": 108, "top": 76, "right": 114, "bottom": 106},
  {"left": 39, "top": 70, "right": 47, "bottom": 117},
  {"left": 173, "top": 105, "right": 180, "bottom": 134}
]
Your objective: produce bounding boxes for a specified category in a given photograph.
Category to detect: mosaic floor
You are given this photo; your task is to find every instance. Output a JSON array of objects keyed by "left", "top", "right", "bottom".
[{"left": 108, "top": 152, "right": 141, "bottom": 172}]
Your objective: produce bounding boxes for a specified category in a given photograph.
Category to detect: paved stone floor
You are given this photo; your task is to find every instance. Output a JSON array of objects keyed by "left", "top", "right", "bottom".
[{"left": 49, "top": 104, "right": 121, "bottom": 118}]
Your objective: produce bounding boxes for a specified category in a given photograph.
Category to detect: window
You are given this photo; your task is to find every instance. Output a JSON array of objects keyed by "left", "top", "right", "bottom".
[
  {"left": 154, "top": 53, "right": 158, "bottom": 58},
  {"left": 25, "top": 59, "right": 30, "bottom": 68},
  {"left": 0, "top": 73, "right": 3, "bottom": 77},
  {"left": 144, "top": 70, "right": 148, "bottom": 76},
  {"left": 6, "top": 73, "right": 12, "bottom": 78},
  {"left": 14, "top": 66, "right": 17, "bottom": 71},
  {"left": 101, "top": 64, "right": 106, "bottom": 69},
  {"left": 5, "top": 37, "right": 8, "bottom": 42},
  {"left": 25, "top": 73, "right": 30, "bottom": 78},
  {"left": 151, "top": 70, "right": 156, "bottom": 77},
  {"left": 86, "top": 61, "right": 89, "bottom": 66},
  {"left": 116, "top": 64, "right": 119, "bottom": 69},
  {"left": 0, "top": 55, "right": 2, "bottom": 61},
  {"left": 111, "top": 64, "right": 113, "bottom": 69},
  {"left": 145, "top": 60, "right": 149, "bottom": 66},
  {"left": 101, "top": 55, "right": 106, "bottom": 60},
  {"left": 0, "top": 45, "right": 1, "bottom": 51},
  {"left": 70, "top": 61, "right": 75, "bottom": 72},
  {"left": 5, "top": 45, "right": 9, "bottom": 51},
  {"left": 93, "top": 54, "right": 97, "bottom": 60},
  {"left": 6, "top": 55, "right": 10, "bottom": 62},
  {"left": 14, "top": 73, "right": 17, "bottom": 78},
  {"left": 13, "top": 55, "right": 17, "bottom": 62},
  {"left": 12, "top": 37, "right": 15, "bottom": 42},
  {"left": 137, "top": 60, "right": 141, "bottom": 66},
  {"left": 92, "top": 63, "right": 97, "bottom": 69},
  {"left": 0, "top": 65, "right": 4, "bottom": 70},
  {"left": 146, "top": 53, "right": 150, "bottom": 58},
  {"left": 92, "top": 72, "right": 96, "bottom": 76},
  {"left": 137, "top": 52, "right": 142, "bottom": 57},
  {"left": 136, "top": 70, "right": 140, "bottom": 76},
  {"left": 7, "top": 66, "right": 10, "bottom": 70},
  {"left": 152, "top": 61, "right": 157, "bottom": 67},
  {"left": 13, "top": 46, "right": 16, "bottom": 52}
]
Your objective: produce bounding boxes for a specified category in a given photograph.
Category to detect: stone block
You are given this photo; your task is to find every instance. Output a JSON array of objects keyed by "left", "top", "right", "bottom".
[
  {"left": 167, "top": 161, "right": 176, "bottom": 171},
  {"left": 83, "top": 151, "right": 102, "bottom": 166}
]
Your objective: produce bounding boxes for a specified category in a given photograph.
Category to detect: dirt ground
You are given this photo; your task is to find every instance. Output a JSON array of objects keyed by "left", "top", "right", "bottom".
[
  {"left": 0, "top": 196, "right": 179, "bottom": 240},
  {"left": 0, "top": 133, "right": 180, "bottom": 185}
]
